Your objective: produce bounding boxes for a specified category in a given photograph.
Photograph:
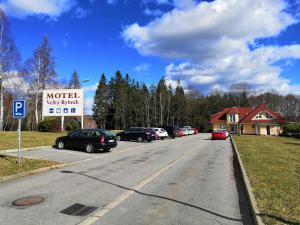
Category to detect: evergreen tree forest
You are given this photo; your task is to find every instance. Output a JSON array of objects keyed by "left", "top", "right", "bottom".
[{"left": 92, "top": 71, "right": 300, "bottom": 131}]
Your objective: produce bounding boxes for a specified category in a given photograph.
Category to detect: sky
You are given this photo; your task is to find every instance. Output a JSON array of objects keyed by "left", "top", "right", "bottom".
[{"left": 1, "top": 0, "right": 300, "bottom": 112}]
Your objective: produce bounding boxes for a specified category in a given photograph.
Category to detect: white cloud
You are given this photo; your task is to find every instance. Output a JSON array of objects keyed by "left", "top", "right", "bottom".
[
  {"left": 0, "top": 0, "right": 76, "bottom": 19},
  {"left": 173, "top": 0, "right": 196, "bottom": 10},
  {"left": 123, "top": 0, "right": 300, "bottom": 94},
  {"left": 134, "top": 63, "right": 151, "bottom": 73},
  {"left": 144, "top": 8, "right": 164, "bottom": 17},
  {"left": 106, "top": 0, "right": 117, "bottom": 4},
  {"left": 62, "top": 39, "right": 68, "bottom": 47},
  {"left": 73, "top": 7, "right": 87, "bottom": 18},
  {"left": 84, "top": 97, "right": 93, "bottom": 115},
  {"left": 84, "top": 82, "right": 98, "bottom": 93}
]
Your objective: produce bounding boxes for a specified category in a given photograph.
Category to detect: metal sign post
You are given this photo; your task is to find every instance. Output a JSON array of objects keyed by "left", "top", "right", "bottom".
[
  {"left": 18, "top": 119, "right": 21, "bottom": 164},
  {"left": 13, "top": 100, "right": 26, "bottom": 165}
]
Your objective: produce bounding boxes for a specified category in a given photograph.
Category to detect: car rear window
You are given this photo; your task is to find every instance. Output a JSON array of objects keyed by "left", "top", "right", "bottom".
[{"left": 101, "top": 130, "right": 115, "bottom": 137}]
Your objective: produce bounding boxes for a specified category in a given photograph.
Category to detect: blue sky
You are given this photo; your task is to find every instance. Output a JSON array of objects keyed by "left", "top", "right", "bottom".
[{"left": 1, "top": 0, "right": 300, "bottom": 112}]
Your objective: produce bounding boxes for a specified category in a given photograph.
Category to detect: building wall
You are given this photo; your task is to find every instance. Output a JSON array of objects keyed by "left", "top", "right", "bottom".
[
  {"left": 226, "top": 113, "right": 239, "bottom": 123},
  {"left": 259, "top": 125, "right": 267, "bottom": 135},
  {"left": 242, "top": 124, "right": 256, "bottom": 135},
  {"left": 212, "top": 123, "right": 226, "bottom": 131}
]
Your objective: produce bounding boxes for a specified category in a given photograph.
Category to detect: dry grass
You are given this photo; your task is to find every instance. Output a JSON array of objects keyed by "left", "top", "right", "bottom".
[
  {"left": 0, "top": 155, "right": 60, "bottom": 177},
  {"left": 233, "top": 135, "right": 300, "bottom": 225},
  {"left": 0, "top": 131, "right": 65, "bottom": 150}
]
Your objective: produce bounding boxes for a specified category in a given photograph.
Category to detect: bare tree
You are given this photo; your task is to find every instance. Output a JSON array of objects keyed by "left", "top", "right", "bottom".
[
  {"left": 24, "top": 35, "right": 56, "bottom": 127},
  {"left": 0, "top": 9, "right": 20, "bottom": 131}
]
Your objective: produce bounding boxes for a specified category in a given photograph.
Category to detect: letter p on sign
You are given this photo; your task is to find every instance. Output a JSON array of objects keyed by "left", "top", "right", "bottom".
[{"left": 13, "top": 100, "right": 26, "bottom": 119}]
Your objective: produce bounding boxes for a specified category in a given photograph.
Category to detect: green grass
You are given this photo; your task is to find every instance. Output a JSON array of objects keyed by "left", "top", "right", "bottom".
[
  {"left": 0, "top": 155, "right": 60, "bottom": 177},
  {"left": 0, "top": 132, "right": 66, "bottom": 151},
  {"left": 233, "top": 135, "right": 300, "bottom": 225}
]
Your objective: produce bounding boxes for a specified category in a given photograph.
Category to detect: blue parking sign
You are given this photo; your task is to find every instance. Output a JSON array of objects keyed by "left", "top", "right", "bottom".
[{"left": 13, "top": 100, "right": 26, "bottom": 119}]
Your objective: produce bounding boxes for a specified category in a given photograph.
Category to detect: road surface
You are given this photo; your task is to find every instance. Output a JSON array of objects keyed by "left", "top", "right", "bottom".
[{"left": 0, "top": 134, "right": 253, "bottom": 225}]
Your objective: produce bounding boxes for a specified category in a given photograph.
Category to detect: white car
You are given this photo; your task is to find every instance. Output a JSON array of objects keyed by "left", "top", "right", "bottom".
[
  {"left": 182, "top": 128, "right": 189, "bottom": 136},
  {"left": 188, "top": 128, "right": 194, "bottom": 135},
  {"left": 153, "top": 128, "right": 169, "bottom": 140}
]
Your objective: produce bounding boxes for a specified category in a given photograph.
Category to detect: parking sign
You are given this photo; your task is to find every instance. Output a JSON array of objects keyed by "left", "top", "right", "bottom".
[{"left": 13, "top": 100, "right": 26, "bottom": 119}]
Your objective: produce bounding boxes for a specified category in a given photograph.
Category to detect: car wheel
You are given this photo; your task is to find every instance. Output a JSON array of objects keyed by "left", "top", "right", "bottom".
[
  {"left": 85, "top": 143, "right": 95, "bottom": 153},
  {"left": 57, "top": 141, "right": 64, "bottom": 149},
  {"left": 137, "top": 137, "right": 143, "bottom": 142},
  {"left": 147, "top": 139, "right": 152, "bottom": 142},
  {"left": 103, "top": 147, "right": 111, "bottom": 152}
]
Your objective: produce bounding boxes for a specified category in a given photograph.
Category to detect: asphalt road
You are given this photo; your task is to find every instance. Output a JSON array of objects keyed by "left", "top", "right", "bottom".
[{"left": 0, "top": 134, "right": 253, "bottom": 225}]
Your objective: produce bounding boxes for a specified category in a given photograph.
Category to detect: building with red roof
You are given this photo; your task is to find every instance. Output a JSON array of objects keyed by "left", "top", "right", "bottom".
[{"left": 210, "top": 104, "right": 288, "bottom": 135}]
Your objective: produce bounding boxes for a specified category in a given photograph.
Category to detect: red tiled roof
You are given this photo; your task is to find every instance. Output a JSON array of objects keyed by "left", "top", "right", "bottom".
[
  {"left": 210, "top": 107, "right": 252, "bottom": 123},
  {"left": 210, "top": 105, "right": 288, "bottom": 124},
  {"left": 239, "top": 105, "right": 287, "bottom": 124}
]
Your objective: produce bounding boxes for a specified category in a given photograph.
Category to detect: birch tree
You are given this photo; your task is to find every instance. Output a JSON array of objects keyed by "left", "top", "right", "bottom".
[
  {"left": 0, "top": 9, "right": 20, "bottom": 131},
  {"left": 24, "top": 35, "right": 56, "bottom": 127}
]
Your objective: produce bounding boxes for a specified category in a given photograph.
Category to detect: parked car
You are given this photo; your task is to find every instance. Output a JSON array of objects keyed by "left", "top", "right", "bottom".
[
  {"left": 116, "top": 127, "right": 155, "bottom": 142},
  {"left": 56, "top": 129, "right": 117, "bottom": 153},
  {"left": 211, "top": 130, "right": 227, "bottom": 140},
  {"left": 178, "top": 129, "right": 185, "bottom": 137},
  {"left": 221, "top": 129, "right": 229, "bottom": 138},
  {"left": 148, "top": 128, "right": 159, "bottom": 140},
  {"left": 188, "top": 128, "right": 195, "bottom": 135},
  {"left": 162, "top": 126, "right": 179, "bottom": 138},
  {"left": 192, "top": 128, "right": 199, "bottom": 134},
  {"left": 182, "top": 128, "right": 189, "bottom": 136},
  {"left": 153, "top": 128, "right": 169, "bottom": 140}
]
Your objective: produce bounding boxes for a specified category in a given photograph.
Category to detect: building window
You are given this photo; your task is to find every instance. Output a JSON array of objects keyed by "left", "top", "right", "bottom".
[
  {"left": 256, "top": 112, "right": 263, "bottom": 119},
  {"left": 265, "top": 113, "right": 272, "bottom": 119},
  {"left": 220, "top": 124, "right": 226, "bottom": 129},
  {"left": 229, "top": 114, "right": 236, "bottom": 122}
]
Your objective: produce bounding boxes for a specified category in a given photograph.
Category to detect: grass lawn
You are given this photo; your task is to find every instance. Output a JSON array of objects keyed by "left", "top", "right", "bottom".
[
  {"left": 0, "top": 131, "right": 65, "bottom": 151},
  {"left": 0, "top": 155, "right": 60, "bottom": 177},
  {"left": 233, "top": 135, "right": 300, "bottom": 225}
]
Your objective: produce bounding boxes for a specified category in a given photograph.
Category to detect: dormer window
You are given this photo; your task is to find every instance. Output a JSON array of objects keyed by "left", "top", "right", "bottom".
[
  {"left": 256, "top": 113, "right": 263, "bottom": 119},
  {"left": 266, "top": 113, "right": 272, "bottom": 119},
  {"left": 229, "top": 114, "right": 236, "bottom": 122}
]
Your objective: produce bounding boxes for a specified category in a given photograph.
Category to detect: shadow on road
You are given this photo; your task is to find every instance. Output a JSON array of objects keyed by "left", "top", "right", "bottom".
[{"left": 60, "top": 170, "right": 244, "bottom": 223}]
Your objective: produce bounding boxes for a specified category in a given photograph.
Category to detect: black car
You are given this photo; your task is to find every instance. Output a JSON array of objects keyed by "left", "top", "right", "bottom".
[
  {"left": 162, "top": 126, "right": 179, "bottom": 138},
  {"left": 55, "top": 129, "right": 117, "bottom": 153},
  {"left": 116, "top": 127, "right": 155, "bottom": 142}
]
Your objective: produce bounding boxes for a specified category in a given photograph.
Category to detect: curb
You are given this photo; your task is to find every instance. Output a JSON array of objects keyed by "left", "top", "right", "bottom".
[
  {"left": 230, "top": 136, "right": 264, "bottom": 225},
  {"left": 0, "top": 163, "right": 65, "bottom": 183},
  {"left": 0, "top": 146, "right": 52, "bottom": 154}
]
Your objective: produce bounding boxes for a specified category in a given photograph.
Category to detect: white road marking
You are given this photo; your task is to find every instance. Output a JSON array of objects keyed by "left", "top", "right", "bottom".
[{"left": 76, "top": 147, "right": 195, "bottom": 225}]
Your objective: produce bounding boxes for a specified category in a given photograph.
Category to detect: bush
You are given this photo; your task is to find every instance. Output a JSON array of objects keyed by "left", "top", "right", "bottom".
[
  {"left": 38, "top": 118, "right": 60, "bottom": 132},
  {"left": 283, "top": 123, "right": 300, "bottom": 138},
  {"left": 65, "top": 119, "right": 81, "bottom": 131}
]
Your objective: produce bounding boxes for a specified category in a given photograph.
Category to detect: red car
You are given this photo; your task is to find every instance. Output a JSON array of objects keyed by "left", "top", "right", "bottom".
[
  {"left": 212, "top": 130, "right": 227, "bottom": 140},
  {"left": 178, "top": 130, "right": 185, "bottom": 137},
  {"left": 192, "top": 128, "right": 199, "bottom": 134}
]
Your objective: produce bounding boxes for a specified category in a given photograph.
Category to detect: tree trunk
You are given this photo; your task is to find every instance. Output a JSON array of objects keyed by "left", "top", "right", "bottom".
[
  {"left": 0, "top": 81, "right": 3, "bottom": 131},
  {"left": 35, "top": 94, "right": 39, "bottom": 126}
]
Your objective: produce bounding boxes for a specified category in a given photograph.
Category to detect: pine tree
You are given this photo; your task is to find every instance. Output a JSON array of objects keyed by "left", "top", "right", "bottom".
[
  {"left": 69, "top": 70, "right": 81, "bottom": 89},
  {"left": 157, "top": 77, "right": 168, "bottom": 126},
  {"left": 93, "top": 74, "right": 108, "bottom": 129}
]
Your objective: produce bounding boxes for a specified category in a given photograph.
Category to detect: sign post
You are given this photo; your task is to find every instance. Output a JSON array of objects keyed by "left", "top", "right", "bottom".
[{"left": 13, "top": 100, "right": 26, "bottom": 165}]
